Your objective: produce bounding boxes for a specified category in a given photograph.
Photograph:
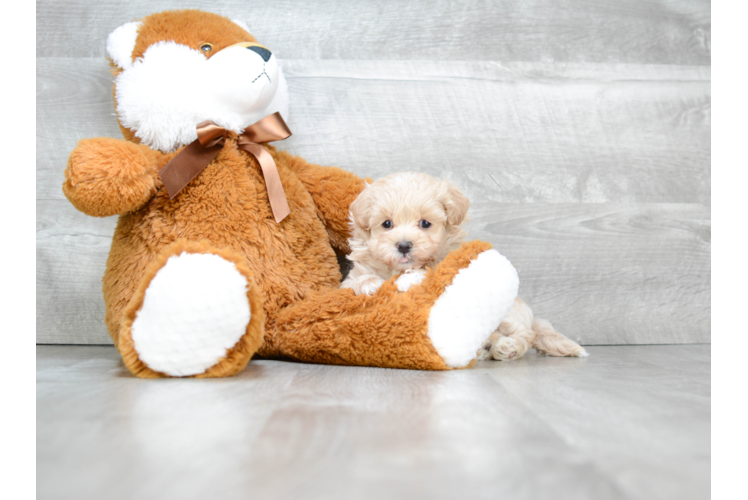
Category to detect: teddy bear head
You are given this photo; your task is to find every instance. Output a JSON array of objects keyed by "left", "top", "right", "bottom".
[{"left": 106, "top": 9, "right": 289, "bottom": 153}]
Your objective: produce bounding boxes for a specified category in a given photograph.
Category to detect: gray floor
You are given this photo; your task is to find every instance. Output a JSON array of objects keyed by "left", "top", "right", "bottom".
[{"left": 37, "top": 345, "right": 710, "bottom": 500}]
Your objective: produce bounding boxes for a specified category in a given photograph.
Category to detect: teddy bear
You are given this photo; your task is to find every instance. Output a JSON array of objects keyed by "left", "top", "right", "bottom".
[{"left": 61, "top": 9, "right": 520, "bottom": 378}]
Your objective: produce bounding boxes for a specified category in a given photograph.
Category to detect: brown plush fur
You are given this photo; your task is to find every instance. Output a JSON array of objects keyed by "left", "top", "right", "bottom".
[
  {"left": 63, "top": 138, "right": 161, "bottom": 217},
  {"left": 84, "top": 140, "right": 362, "bottom": 349},
  {"left": 63, "top": 9, "right": 502, "bottom": 377},
  {"left": 132, "top": 10, "right": 258, "bottom": 63},
  {"left": 266, "top": 240, "right": 495, "bottom": 370}
]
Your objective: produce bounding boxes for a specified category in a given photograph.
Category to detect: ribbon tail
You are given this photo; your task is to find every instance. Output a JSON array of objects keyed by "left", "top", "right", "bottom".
[
  {"left": 242, "top": 112, "right": 292, "bottom": 143},
  {"left": 159, "top": 139, "right": 224, "bottom": 199},
  {"left": 242, "top": 143, "right": 291, "bottom": 223}
]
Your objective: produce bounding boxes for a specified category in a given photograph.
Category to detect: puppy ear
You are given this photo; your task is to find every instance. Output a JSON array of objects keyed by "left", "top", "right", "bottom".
[
  {"left": 441, "top": 182, "right": 470, "bottom": 225},
  {"left": 106, "top": 21, "right": 142, "bottom": 70},
  {"left": 350, "top": 183, "right": 374, "bottom": 231}
]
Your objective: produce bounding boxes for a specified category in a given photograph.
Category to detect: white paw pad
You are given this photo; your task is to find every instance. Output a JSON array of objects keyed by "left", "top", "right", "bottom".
[
  {"left": 396, "top": 269, "right": 426, "bottom": 292},
  {"left": 427, "top": 250, "right": 519, "bottom": 368},
  {"left": 131, "top": 252, "right": 251, "bottom": 376}
]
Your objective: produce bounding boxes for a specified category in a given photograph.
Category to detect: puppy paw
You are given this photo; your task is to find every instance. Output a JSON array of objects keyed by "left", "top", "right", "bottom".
[
  {"left": 396, "top": 269, "right": 427, "bottom": 292},
  {"left": 477, "top": 339, "right": 494, "bottom": 360},
  {"left": 360, "top": 277, "right": 385, "bottom": 295},
  {"left": 492, "top": 336, "right": 520, "bottom": 361},
  {"left": 342, "top": 274, "right": 385, "bottom": 295}
]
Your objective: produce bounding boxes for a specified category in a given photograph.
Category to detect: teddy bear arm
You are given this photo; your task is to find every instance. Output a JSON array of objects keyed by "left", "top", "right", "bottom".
[
  {"left": 63, "top": 137, "right": 163, "bottom": 217},
  {"left": 275, "top": 149, "right": 368, "bottom": 253}
]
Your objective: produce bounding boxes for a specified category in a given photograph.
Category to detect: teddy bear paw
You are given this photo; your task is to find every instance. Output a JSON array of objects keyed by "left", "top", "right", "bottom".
[
  {"left": 130, "top": 252, "right": 252, "bottom": 376},
  {"left": 427, "top": 249, "right": 519, "bottom": 368}
]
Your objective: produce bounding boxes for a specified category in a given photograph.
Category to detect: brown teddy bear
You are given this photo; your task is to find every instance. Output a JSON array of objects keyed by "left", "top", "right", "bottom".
[{"left": 62, "top": 9, "right": 519, "bottom": 378}]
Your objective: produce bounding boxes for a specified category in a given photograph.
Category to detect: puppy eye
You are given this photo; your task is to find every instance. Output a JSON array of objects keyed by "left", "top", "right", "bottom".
[
  {"left": 200, "top": 43, "right": 213, "bottom": 53},
  {"left": 382, "top": 220, "right": 393, "bottom": 229},
  {"left": 420, "top": 220, "right": 432, "bottom": 229}
]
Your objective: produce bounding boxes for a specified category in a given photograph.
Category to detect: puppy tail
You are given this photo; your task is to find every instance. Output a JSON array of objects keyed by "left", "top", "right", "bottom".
[{"left": 531, "top": 318, "right": 589, "bottom": 357}]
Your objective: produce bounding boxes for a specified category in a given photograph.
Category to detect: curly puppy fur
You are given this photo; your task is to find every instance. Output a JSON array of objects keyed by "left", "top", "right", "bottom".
[
  {"left": 343, "top": 172, "right": 468, "bottom": 294},
  {"left": 342, "top": 172, "right": 588, "bottom": 361}
]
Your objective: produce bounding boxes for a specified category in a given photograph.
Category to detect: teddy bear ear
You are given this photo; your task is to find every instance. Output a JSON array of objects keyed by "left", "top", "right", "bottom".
[
  {"left": 106, "top": 21, "right": 142, "bottom": 70},
  {"left": 231, "top": 19, "right": 252, "bottom": 34}
]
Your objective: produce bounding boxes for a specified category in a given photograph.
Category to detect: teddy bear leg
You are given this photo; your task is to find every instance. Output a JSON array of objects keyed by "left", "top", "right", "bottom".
[
  {"left": 116, "top": 240, "right": 265, "bottom": 378},
  {"left": 267, "top": 241, "right": 518, "bottom": 370}
]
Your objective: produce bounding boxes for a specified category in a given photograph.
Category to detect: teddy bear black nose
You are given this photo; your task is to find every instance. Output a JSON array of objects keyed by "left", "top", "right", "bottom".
[
  {"left": 247, "top": 45, "right": 272, "bottom": 62},
  {"left": 396, "top": 241, "right": 413, "bottom": 254}
]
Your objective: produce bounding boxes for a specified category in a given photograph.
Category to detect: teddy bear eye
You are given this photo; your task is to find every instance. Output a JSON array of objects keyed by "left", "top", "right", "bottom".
[
  {"left": 200, "top": 43, "right": 213, "bottom": 53},
  {"left": 382, "top": 220, "right": 393, "bottom": 229},
  {"left": 420, "top": 220, "right": 432, "bottom": 229}
]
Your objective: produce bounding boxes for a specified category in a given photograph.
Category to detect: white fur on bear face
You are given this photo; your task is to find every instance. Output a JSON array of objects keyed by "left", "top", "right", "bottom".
[{"left": 109, "top": 20, "right": 289, "bottom": 153}]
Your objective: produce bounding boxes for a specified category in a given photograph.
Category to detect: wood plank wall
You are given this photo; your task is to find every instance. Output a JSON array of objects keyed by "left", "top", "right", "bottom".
[{"left": 36, "top": 0, "right": 710, "bottom": 345}]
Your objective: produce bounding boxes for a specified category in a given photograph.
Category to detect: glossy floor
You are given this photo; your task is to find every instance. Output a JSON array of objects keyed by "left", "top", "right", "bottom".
[{"left": 37, "top": 345, "right": 710, "bottom": 500}]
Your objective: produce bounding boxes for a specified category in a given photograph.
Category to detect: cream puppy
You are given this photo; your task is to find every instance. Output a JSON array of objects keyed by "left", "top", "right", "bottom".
[
  {"left": 342, "top": 172, "right": 588, "bottom": 361},
  {"left": 343, "top": 172, "right": 468, "bottom": 295}
]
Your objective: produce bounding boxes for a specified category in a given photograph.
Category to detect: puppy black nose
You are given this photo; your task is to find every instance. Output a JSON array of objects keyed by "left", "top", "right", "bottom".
[
  {"left": 396, "top": 241, "right": 413, "bottom": 254},
  {"left": 247, "top": 45, "right": 272, "bottom": 62}
]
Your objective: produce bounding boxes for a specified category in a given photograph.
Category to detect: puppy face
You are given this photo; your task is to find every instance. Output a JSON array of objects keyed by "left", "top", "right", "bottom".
[{"left": 349, "top": 172, "right": 469, "bottom": 274}]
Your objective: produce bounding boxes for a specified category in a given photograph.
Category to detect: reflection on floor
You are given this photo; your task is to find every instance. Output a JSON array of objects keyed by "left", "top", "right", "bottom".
[{"left": 37, "top": 345, "right": 709, "bottom": 500}]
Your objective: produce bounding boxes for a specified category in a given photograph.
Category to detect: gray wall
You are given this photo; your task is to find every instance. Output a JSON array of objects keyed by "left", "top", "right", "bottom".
[{"left": 36, "top": 0, "right": 710, "bottom": 345}]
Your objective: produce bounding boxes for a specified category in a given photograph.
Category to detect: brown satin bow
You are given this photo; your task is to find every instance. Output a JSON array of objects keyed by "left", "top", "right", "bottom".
[{"left": 158, "top": 112, "right": 292, "bottom": 223}]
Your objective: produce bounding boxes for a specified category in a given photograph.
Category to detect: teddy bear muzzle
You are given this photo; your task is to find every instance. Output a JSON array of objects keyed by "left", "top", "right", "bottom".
[{"left": 207, "top": 42, "right": 279, "bottom": 109}]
